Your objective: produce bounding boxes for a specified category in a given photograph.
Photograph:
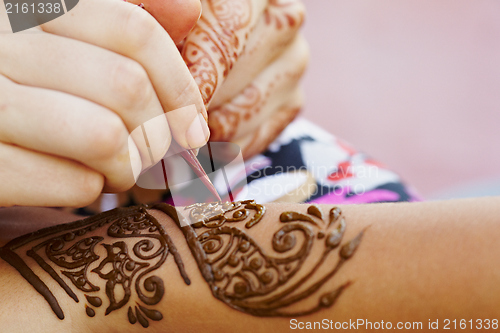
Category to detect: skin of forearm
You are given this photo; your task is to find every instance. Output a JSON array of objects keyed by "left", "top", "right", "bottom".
[
  {"left": 328, "top": 197, "right": 500, "bottom": 323},
  {"left": 0, "top": 197, "right": 499, "bottom": 332}
]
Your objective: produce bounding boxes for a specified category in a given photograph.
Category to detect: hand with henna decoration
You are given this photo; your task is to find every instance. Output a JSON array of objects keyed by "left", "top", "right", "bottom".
[
  {"left": 182, "top": 0, "right": 309, "bottom": 159},
  {"left": 0, "top": 0, "right": 209, "bottom": 207}
]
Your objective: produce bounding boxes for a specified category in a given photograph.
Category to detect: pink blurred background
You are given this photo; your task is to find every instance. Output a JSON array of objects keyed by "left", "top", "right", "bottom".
[{"left": 301, "top": 0, "right": 500, "bottom": 198}]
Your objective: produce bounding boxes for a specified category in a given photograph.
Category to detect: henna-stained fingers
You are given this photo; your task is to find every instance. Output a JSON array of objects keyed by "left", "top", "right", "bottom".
[
  {"left": 234, "top": 87, "right": 302, "bottom": 159},
  {"left": 211, "top": 0, "right": 306, "bottom": 107},
  {"left": 0, "top": 74, "right": 142, "bottom": 193},
  {"left": 181, "top": 0, "right": 308, "bottom": 158},
  {"left": 182, "top": 0, "right": 270, "bottom": 107},
  {"left": 208, "top": 35, "right": 309, "bottom": 148},
  {"left": 41, "top": 0, "right": 209, "bottom": 150}
]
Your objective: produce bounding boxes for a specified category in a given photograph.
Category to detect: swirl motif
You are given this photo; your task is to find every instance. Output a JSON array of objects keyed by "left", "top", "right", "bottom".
[
  {"left": 2, "top": 205, "right": 190, "bottom": 328},
  {"left": 210, "top": 0, "right": 252, "bottom": 31},
  {"left": 179, "top": 201, "right": 364, "bottom": 316},
  {"left": 264, "top": 0, "right": 305, "bottom": 30},
  {"left": 183, "top": 34, "right": 219, "bottom": 106},
  {"left": 209, "top": 84, "right": 263, "bottom": 141},
  {"left": 182, "top": 0, "right": 253, "bottom": 107}
]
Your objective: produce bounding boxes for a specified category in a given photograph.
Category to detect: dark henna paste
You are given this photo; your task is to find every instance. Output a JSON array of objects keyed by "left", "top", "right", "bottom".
[
  {"left": 0, "top": 205, "right": 190, "bottom": 328},
  {"left": 155, "top": 200, "right": 364, "bottom": 317},
  {"left": 127, "top": 306, "right": 137, "bottom": 324},
  {"left": 86, "top": 295, "right": 102, "bottom": 307},
  {"left": 1, "top": 200, "right": 364, "bottom": 326},
  {"left": 0, "top": 247, "right": 65, "bottom": 319},
  {"left": 85, "top": 305, "right": 95, "bottom": 317}
]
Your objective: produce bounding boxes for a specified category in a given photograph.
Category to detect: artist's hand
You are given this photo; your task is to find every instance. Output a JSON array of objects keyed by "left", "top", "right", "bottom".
[
  {"left": 0, "top": 0, "right": 208, "bottom": 207},
  {"left": 182, "top": 0, "right": 309, "bottom": 158}
]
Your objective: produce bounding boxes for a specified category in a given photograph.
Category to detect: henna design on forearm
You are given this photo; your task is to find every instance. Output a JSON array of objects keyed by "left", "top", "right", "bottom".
[
  {"left": 1, "top": 200, "right": 363, "bottom": 326},
  {"left": 0, "top": 206, "right": 190, "bottom": 328},
  {"left": 155, "top": 200, "right": 364, "bottom": 316}
]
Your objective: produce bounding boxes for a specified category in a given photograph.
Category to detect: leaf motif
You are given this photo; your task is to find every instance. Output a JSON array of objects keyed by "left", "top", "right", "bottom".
[
  {"left": 279, "top": 212, "right": 317, "bottom": 226},
  {"left": 138, "top": 304, "right": 163, "bottom": 321},
  {"left": 307, "top": 205, "right": 323, "bottom": 220}
]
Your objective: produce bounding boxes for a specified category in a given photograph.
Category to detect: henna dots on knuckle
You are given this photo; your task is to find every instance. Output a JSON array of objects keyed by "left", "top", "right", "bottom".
[{"left": 0, "top": 200, "right": 364, "bottom": 328}]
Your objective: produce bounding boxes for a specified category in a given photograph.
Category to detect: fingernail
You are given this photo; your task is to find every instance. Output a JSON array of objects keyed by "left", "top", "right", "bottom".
[
  {"left": 141, "top": 114, "right": 170, "bottom": 165},
  {"left": 186, "top": 114, "right": 210, "bottom": 149},
  {"left": 128, "top": 136, "right": 143, "bottom": 182}
]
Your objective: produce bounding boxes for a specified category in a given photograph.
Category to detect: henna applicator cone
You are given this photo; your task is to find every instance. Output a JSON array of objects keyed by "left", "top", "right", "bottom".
[{"left": 179, "top": 149, "right": 222, "bottom": 202}]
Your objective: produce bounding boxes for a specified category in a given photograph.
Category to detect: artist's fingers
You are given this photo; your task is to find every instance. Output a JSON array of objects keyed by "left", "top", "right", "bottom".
[
  {"left": 182, "top": 0, "right": 270, "bottom": 107},
  {"left": 41, "top": 0, "right": 209, "bottom": 149},
  {"left": 211, "top": 0, "right": 305, "bottom": 107},
  {"left": 125, "top": 0, "right": 202, "bottom": 44},
  {"left": 208, "top": 35, "right": 308, "bottom": 149},
  {"left": 0, "top": 75, "right": 142, "bottom": 193},
  {"left": 0, "top": 142, "right": 105, "bottom": 207},
  {"left": 0, "top": 32, "right": 170, "bottom": 168}
]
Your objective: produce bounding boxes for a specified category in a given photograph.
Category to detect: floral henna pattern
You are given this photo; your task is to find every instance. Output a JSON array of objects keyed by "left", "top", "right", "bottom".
[
  {"left": 264, "top": 0, "right": 305, "bottom": 30},
  {"left": 210, "top": 0, "right": 253, "bottom": 32},
  {"left": 239, "top": 104, "right": 301, "bottom": 159},
  {"left": 183, "top": 28, "right": 219, "bottom": 108},
  {"left": 0, "top": 206, "right": 190, "bottom": 328},
  {"left": 209, "top": 69, "right": 301, "bottom": 147},
  {"left": 183, "top": 0, "right": 306, "bottom": 155},
  {"left": 155, "top": 200, "right": 364, "bottom": 316},
  {"left": 209, "top": 84, "right": 263, "bottom": 141},
  {"left": 182, "top": 0, "right": 254, "bottom": 107}
]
